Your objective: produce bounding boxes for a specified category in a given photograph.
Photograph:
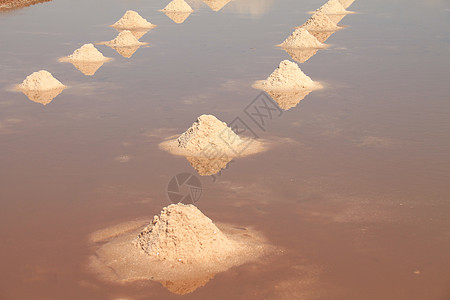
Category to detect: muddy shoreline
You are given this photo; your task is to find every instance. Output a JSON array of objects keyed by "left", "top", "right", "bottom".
[{"left": 0, "top": 0, "right": 51, "bottom": 11}]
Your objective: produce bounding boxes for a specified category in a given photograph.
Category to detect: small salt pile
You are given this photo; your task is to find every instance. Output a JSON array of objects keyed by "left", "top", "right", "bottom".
[
  {"left": 301, "top": 12, "right": 339, "bottom": 31},
  {"left": 261, "top": 60, "right": 317, "bottom": 90},
  {"left": 316, "top": 0, "right": 347, "bottom": 14},
  {"left": 18, "top": 70, "right": 65, "bottom": 91},
  {"left": 135, "top": 203, "right": 235, "bottom": 263},
  {"left": 105, "top": 30, "right": 145, "bottom": 47},
  {"left": 177, "top": 114, "right": 240, "bottom": 154},
  {"left": 112, "top": 10, "right": 156, "bottom": 29},
  {"left": 162, "top": 0, "right": 193, "bottom": 12},
  {"left": 60, "top": 44, "right": 110, "bottom": 62},
  {"left": 279, "top": 28, "right": 327, "bottom": 49}
]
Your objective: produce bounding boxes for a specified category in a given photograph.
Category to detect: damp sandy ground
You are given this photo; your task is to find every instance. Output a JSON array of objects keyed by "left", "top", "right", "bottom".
[
  {"left": 1, "top": 0, "right": 450, "bottom": 299},
  {"left": 0, "top": 0, "right": 50, "bottom": 11}
]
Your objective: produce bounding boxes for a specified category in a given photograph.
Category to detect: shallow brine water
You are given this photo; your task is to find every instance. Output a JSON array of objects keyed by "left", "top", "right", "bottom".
[{"left": 0, "top": 0, "right": 449, "bottom": 299}]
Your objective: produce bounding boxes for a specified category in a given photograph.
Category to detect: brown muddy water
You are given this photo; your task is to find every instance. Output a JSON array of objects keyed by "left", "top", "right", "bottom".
[{"left": 1, "top": 0, "right": 450, "bottom": 299}]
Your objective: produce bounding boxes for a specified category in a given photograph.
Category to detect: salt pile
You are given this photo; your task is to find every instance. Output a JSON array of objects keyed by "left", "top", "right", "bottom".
[
  {"left": 316, "top": 0, "right": 347, "bottom": 14},
  {"left": 60, "top": 44, "right": 110, "bottom": 62},
  {"left": 279, "top": 28, "right": 327, "bottom": 49},
  {"left": 301, "top": 12, "right": 339, "bottom": 31},
  {"left": 104, "top": 30, "right": 146, "bottom": 47},
  {"left": 258, "top": 60, "right": 318, "bottom": 91},
  {"left": 135, "top": 204, "right": 235, "bottom": 262},
  {"left": 177, "top": 114, "right": 240, "bottom": 154},
  {"left": 162, "top": 0, "right": 193, "bottom": 12},
  {"left": 112, "top": 10, "right": 156, "bottom": 29},
  {"left": 18, "top": 70, "right": 65, "bottom": 91},
  {"left": 339, "top": 0, "right": 355, "bottom": 9},
  {"left": 88, "top": 205, "right": 273, "bottom": 295}
]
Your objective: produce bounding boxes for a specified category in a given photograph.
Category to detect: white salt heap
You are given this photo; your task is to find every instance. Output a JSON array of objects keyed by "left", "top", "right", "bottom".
[
  {"left": 177, "top": 114, "right": 240, "bottom": 153},
  {"left": 279, "top": 28, "right": 327, "bottom": 49},
  {"left": 18, "top": 70, "right": 65, "bottom": 91},
  {"left": 301, "top": 12, "right": 339, "bottom": 31},
  {"left": 135, "top": 203, "right": 235, "bottom": 263},
  {"left": 261, "top": 60, "right": 317, "bottom": 90},
  {"left": 112, "top": 10, "right": 156, "bottom": 29},
  {"left": 105, "top": 30, "right": 145, "bottom": 47},
  {"left": 316, "top": 0, "right": 347, "bottom": 14},
  {"left": 162, "top": 0, "right": 193, "bottom": 12},
  {"left": 61, "top": 44, "right": 110, "bottom": 62}
]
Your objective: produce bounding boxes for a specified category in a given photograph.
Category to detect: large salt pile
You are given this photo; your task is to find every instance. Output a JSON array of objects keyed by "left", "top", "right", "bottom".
[
  {"left": 301, "top": 12, "right": 339, "bottom": 31},
  {"left": 162, "top": 0, "right": 193, "bottom": 12},
  {"left": 59, "top": 44, "right": 110, "bottom": 75},
  {"left": 104, "top": 30, "right": 146, "bottom": 47},
  {"left": 135, "top": 204, "right": 235, "bottom": 263},
  {"left": 159, "top": 114, "right": 267, "bottom": 159},
  {"left": 88, "top": 204, "right": 274, "bottom": 295},
  {"left": 177, "top": 114, "right": 240, "bottom": 154},
  {"left": 17, "top": 70, "right": 65, "bottom": 105},
  {"left": 18, "top": 70, "right": 65, "bottom": 91},
  {"left": 257, "top": 60, "right": 319, "bottom": 91},
  {"left": 60, "top": 43, "right": 110, "bottom": 62},
  {"left": 112, "top": 10, "right": 156, "bottom": 29},
  {"left": 279, "top": 28, "right": 327, "bottom": 49}
]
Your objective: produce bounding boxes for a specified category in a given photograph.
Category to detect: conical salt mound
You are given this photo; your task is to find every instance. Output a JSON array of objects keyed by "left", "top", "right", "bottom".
[
  {"left": 61, "top": 44, "right": 110, "bottom": 62},
  {"left": 162, "top": 0, "right": 193, "bottom": 12},
  {"left": 163, "top": 11, "right": 192, "bottom": 24},
  {"left": 18, "top": 70, "right": 65, "bottom": 91},
  {"left": 301, "top": 12, "right": 339, "bottom": 31},
  {"left": 279, "top": 28, "right": 327, "bottom": 49},
  {"left": 338, "top": 0, "right": 355, "bottom": 9},
  {"left": 105, "top": 30, "right": 145, "bottom": 47},
  {"left": 112, "top": 10, "right": 156, "bottom": 29},
  {"left": 316, "top": 0, "right": 347, "bottom": 14},
  {"left": 262, "top": 60, "right": 316, "bottom": 90},
  {"left": 177, "top": 114, "right": 240, "bottom": 154},
  {"left": 203, "top": 0, "right": 231, "bottom": 12},
  {"left": 135, "top": 203, "right": 235, "bottom": 263}
]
